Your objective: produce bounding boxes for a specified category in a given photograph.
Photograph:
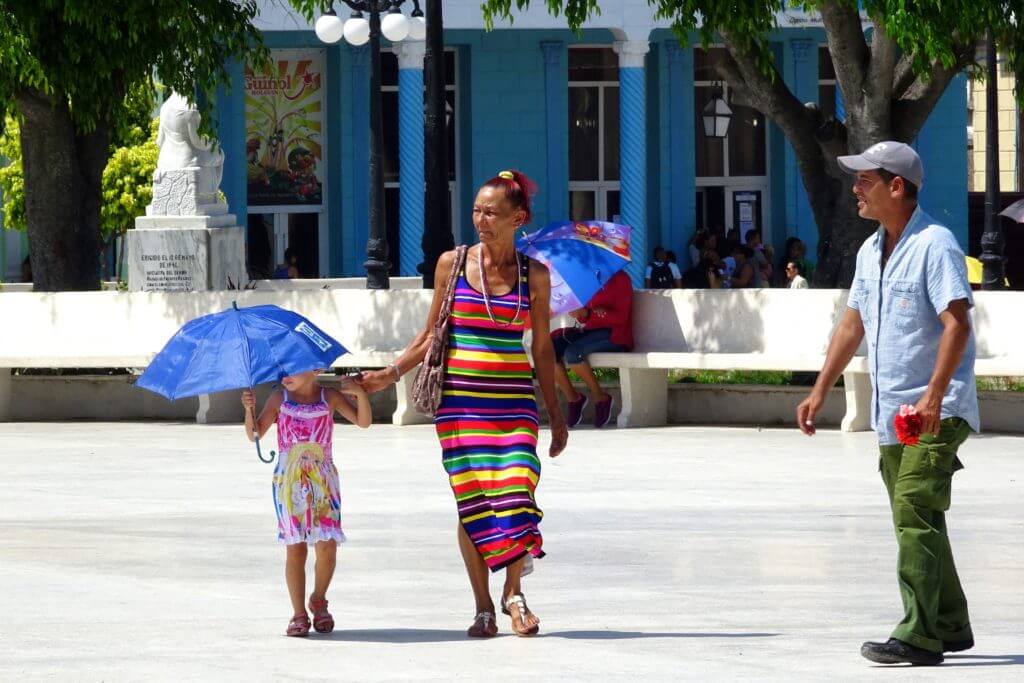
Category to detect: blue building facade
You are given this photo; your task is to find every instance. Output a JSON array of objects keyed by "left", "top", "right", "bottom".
[{"left": 214, "top": 1, "right": 968, "bottom": 281}]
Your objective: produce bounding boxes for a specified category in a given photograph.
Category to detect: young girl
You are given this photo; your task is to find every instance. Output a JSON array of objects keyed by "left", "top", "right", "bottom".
[{"left": 242, "top": 370, "right": 371, "bottom": 637}]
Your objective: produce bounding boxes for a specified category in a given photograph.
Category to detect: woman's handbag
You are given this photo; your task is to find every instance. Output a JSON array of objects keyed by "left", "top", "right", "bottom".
[{"left": 411, "top": 245, "right": 469, "bottom": 416}]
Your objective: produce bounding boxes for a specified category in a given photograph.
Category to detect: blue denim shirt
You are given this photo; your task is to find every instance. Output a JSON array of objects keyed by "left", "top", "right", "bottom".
[{"left": 848, "top": 206, "right": 979, "bottom": 445}]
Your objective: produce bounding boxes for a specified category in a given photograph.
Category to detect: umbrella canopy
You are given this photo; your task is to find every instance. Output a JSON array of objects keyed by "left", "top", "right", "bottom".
[
  {"left": 517, "top": 220, "right": 631, "bottom": 314},
  {"left": 998, "top": 198, "right": 1024, "bottom": 223},
  {"left": 137, "top": 303, "right": 346, "bottom": 401}
]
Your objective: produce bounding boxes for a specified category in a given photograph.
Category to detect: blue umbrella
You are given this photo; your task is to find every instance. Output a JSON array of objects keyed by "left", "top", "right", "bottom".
[
  {"left": 137, "top": 302, "right": 346, "bottom": 462},
  {"left": 517, "top": 220, "right": 632, "bottom": 314}
]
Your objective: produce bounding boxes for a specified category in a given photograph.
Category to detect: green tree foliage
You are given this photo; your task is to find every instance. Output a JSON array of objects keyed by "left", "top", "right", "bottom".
[
  {"left": 482, "top": 1, "right": 1024, "bottom": 285},
  {"left": 101, "top": 118, "right": 159, "bottom": 240},
  {"left": 0, "top": 1, "right": 267, "bottom": 290},
  {"left": 1, "top": 85, "right": 157, "bottom": 235},
  {"left": 0, "top": 117, "right": 25, "bottom": 231}
]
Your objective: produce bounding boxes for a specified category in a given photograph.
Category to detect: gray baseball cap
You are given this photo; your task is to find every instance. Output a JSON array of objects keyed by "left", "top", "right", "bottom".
[{"left": 837, "top": 141, "right": 924, "bottom": 189}]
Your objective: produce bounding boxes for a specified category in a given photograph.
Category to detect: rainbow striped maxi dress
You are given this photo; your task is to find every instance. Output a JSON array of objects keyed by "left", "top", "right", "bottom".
[{"left": 435, "top": 257, "right": 545, "bottom": 572}]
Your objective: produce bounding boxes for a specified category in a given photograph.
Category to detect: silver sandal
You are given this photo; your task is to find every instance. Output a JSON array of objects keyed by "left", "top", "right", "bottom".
[{"left": 501, "top": 594, "right": 540, "bottom": 637}]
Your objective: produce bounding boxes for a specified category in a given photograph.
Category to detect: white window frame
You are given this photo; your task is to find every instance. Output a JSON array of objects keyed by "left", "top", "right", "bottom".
[
  {"left": 693, "top": 45, "right": 771, "bottom": 243},
  {"left": 568, "top": 44, "right": 621, "bottom": 221},
  {"left": 818, "top": 43, "right": 837, "bottom": 117}
]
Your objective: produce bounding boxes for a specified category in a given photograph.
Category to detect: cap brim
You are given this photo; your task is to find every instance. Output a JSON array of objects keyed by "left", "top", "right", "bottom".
[{"left": 836, "top": 154, "right": 881, "bottom": 174}]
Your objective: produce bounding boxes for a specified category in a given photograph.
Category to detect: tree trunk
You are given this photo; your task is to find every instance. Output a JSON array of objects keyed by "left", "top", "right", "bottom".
[
  {"left": 16, "top": 89, "right": 110, "bottom": 291},
  {"left": 809, "top": 178, "right": 875, "bottom": 287}
]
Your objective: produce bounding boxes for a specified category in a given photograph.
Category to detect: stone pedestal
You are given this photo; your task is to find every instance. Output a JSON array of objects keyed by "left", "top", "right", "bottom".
[
  {"left": 149, "top": 168, "right": 224, "bottom": 216},
  {"left": 127, "top": 215, "right": 246, "bottom": 292}
]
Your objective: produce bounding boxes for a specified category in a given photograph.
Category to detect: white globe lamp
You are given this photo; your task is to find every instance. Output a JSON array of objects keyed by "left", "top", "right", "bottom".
[
  {"left": 343, "top": 15, "right": 371, "bottom": 46},
  {"left": 314, "top": 11, "right": 344, "bottom": 44},
  {"left": 381, "top": 11, "right": 410, "bottom": 43},
  {"left": 407, "top": 14, "right": 426, "bottom": 41}
]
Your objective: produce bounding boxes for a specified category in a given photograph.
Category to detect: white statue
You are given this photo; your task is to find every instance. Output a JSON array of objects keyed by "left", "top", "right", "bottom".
[{"left": 155, "top": 92, "right": 224, "bottom": 201}]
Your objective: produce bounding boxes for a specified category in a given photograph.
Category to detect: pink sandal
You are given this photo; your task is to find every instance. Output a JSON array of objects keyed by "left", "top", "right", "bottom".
[
  {"left": 308, "top": 598, "right": 335, "bottom": 634},
  {"left": 286, "top": 613, "right": 311, "bottom": 637}
]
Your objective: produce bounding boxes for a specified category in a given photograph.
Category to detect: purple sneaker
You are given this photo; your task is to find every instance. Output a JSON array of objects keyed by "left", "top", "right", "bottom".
[
  {"left": 594, "top": 396, "right": 614, "bottom": 428},
  {"left": 566, "top": 395, "right": 588, "bottom": 428}
]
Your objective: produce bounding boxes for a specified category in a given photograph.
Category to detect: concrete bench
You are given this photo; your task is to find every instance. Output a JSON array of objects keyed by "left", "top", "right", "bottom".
[
  {"left": 582, "top": 289, "right": 1022, "bottom": 429},
  {"left": 0, "top": 288, "right": 1019, "bottom": 428},
  {"left": 0, "top": 289, "right": 433, "bottom": 425}
]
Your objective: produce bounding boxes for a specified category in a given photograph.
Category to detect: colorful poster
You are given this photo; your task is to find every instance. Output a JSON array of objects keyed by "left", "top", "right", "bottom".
[{"left": 245, "top": 51, "right": 324, "bottom": 206}]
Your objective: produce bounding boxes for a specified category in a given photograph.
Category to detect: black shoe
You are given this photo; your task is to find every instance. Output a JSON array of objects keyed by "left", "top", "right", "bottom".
[
  {"left": 861, "top": 638, "right": 943, "bottom": 666},
  {"left": 943, "top": 637, "right": 974, "bottom": 653}
]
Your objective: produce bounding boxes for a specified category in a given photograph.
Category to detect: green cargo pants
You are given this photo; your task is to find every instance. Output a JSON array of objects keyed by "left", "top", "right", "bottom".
[{"left": 878, "top": 417, "right": 973, "bottom": 653}]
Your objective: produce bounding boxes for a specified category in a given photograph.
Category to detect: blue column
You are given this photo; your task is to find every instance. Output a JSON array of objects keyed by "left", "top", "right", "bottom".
[
  {"left": 783, "top": 38, "right": 817, "bottom": 259},
  {"left": 665, "top": 41, "right": 696, "bottom": 266},
  {"left": 541, "top": 41, "right": 568, "bottom": 225},
  {"left": 397, "top": 41, "right": 425, "bottom": 276},
  {"left": 349, "top": 46, "right": 370, "bottom": 276},
  {"left": 215, "top": 58, "right": 248, "bottom": 232},
  {"left": 614, "top": 39, "right": 650, "bottom": 287},
  {"left": 916, "top": 74, "right": 969, "bottom": 248}
]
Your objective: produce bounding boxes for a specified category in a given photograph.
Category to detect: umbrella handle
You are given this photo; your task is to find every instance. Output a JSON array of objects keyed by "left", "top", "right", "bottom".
[
  {"left": 254, "top": 437, "right": 276, "bottom": 464},
  {"left": 248, "top": 397, "right": 276, "bottom": 464}
]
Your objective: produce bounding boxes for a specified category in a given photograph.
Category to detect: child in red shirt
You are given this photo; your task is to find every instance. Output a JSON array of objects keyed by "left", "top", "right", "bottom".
[{"left": 550, "top": 270, "right": 633, "bottom": 428}]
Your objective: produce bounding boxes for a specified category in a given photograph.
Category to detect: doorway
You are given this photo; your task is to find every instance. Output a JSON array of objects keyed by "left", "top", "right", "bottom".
[
  {"left": 696, "top": 183, "right": 769, "bottom": 244},
  {"left": 246, "top": 211, "right": 322, "bottom": 279}
]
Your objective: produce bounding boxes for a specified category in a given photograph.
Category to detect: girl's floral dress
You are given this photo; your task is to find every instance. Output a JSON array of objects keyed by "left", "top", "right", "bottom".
[{"left": 272, "top": 390, "right": 345, "bottom": 545}]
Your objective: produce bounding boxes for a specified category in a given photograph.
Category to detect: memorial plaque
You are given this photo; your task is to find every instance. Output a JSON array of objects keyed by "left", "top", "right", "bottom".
[
  {"left": 127, "top": 226, "right": 246, "bottom": 292},
  {"left": 127, "top": 230, "right": 208, "bottom": 292}
]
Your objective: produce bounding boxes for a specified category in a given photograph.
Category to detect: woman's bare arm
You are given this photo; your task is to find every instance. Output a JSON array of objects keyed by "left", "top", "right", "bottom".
[
  {"left": 357, "top": 249, "right": 460, "bottom": 393},
  {"left": 528, "top": 259, "right": 568, "bottom": 458}
]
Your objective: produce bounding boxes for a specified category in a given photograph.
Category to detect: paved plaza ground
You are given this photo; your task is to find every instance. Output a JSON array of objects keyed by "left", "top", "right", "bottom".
[{"left": 2, "top": 422, "right": 1022, "bottom": 681}]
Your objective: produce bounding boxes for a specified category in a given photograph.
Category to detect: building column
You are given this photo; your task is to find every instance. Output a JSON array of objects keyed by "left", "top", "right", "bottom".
[
  {"left": 614, "top": 39, "right": 650, "bottom": 286},
  {"left": 665, "top": 40, "right": 696, "bottom": 266},
  {"left": 349, "top": 46, "right": 371, "bottom": 276},
  {"left": 916, "top": 74, "right": 969, "bottom": 248},
  {"left": 396, "top": 40, "right": 426, "bottom": 276},
  {"left": 784, "top": 38, "right": 817, "bottom": 259},
  {"left": 541, "top": 40, "right": 568, "bottom": 226},
  {"left": 215, "top": 58, "right": 248, "bottom": 238}
]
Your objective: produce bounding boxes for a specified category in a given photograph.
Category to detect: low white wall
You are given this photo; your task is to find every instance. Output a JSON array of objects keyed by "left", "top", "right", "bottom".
[
  {"left": 8, "top": 375, "right": 399, "bottom": 423},
  {"left": 2, "top": 288, "right": 1018, "bottom": 367},
  {"left": 8, "top": 375, "right": 1023, "bottom": 433},
  {"left": 248, "top": 277, "right": 424, "bottom": 291},
  {"left": 0, "top": 288, "right": 433, "bottom": 367}
]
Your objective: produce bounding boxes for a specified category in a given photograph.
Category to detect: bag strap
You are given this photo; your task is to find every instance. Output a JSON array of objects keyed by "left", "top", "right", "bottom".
[{"left": 436, "top": 245, "right": 468, "bottom": 327}]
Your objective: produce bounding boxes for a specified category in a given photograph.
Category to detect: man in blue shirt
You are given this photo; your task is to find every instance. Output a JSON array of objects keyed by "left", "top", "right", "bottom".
[{"left": 797, "top": 141, "right": 978, "bottom": 666}]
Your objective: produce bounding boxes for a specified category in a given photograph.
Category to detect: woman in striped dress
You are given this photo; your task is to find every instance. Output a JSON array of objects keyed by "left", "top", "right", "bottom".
[{"left": 360, "top": 171, "right": 567, "bottom": 637}]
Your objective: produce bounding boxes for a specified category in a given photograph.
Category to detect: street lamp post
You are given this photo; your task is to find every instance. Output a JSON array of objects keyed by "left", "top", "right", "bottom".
[
  {"left": 981, "top": 27, "right": 1006, "bottom": 290},
  {"left": 316, "top": 1, "right": 425, "bottom": 290},
  {"left": 420, "top": 0, "right": 452, "bottom": 288}
]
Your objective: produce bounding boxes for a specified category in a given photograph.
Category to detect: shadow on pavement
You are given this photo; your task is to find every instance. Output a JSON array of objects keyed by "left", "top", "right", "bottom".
[
  {"left": 545, "top": 631, "right": 780, "bottom": 640},
  {"left": 871, "top": 654, "right": 1024, "bottom": 669},
  {"left": 943, "top": 654, "right": 1024, "bottom": 667},
  {"left": 320, "top": 629, "right": 780, "bottom": 643},
  {"left": 321, "top": 629, "right": 467, "bottom": 643}
]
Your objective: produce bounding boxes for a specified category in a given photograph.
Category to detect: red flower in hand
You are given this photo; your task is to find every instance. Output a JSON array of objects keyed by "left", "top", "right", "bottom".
[{"left": 894, "top": 404, "right": 923, "bottom": 446}]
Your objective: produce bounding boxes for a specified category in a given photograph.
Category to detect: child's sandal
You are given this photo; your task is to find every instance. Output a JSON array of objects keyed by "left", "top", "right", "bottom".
[
  {"left": 308, "top": 597, "right": 335, "bottom": 634},
  {"left": 286, "top": 614, "right": 311, "bottom": 637}
]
